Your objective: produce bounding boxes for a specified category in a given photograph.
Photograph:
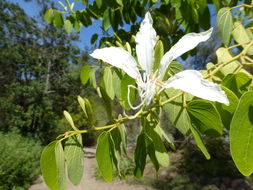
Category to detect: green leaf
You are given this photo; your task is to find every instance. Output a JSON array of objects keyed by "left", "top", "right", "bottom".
[
  {"left": 77, "top": 96, "right": 88, "bottom": 118},
  {"left": 232, "top": 22, "right": 253, "bottom": 55},
  {"left": 187, "top": 100, "right": 222, "bottom": 137},
  {"left": 145, "top": 124, "right": 169, "bottom": 167},
  {"left": 73, "top": 20, "right": 81, "bottom": 33},
  {"left": 41, "top": 141, "right": 67, "bottom": 190},
  {"left": 190, "top": 124, "right": 211, "bottom": 160},
  {"left": 89, "top": 69, "right": 97, "bottom": 88},
  {"left": 116, "top": 0, "right": 123, "bottom": 6},
  {"left": 163, "top": 89, "right": 192, "bottom": 135},
  {"left": 55, "top": 142, "right": 67, "bottom": 190},
  {"left": 96, "top": 132, "right": 113, "bottom": 182},
  {"left": 145, "top": 134, "right": 160, "bottom": 172},
  {"left": 222, "top": 72, "right": 252, "bottom": 97},
  {"left": 102, "top": 9, "right": 110, "bottom": 31},
  {"left": 99, "top": 87, "right": 113, "bottom": 121},
  {"left": 103, "top": 67, "right": 115, "bottom": 100},
  {"left": 215, "top": 86, "right": 239, "bottom": 129},
  {"left": 44, "top": 8, "right": 54, "bottom": 24},
  {"left": 80, "top": 65, "right": 91, "bottom": 85},
  {"left": 155, "top": 124, "right": 175, "bottom": 150},
  {"left": 216, "top": 48, "right": 247, "bottom": 77},
  {"left": 40, "top": 141, "right": 59, "bottom": 190},
  {"left": 120, "top": 74, "right": 136, "bottom": 110},
  {"left": 153, "top": 40, "right": 164, "bottom": 72},
  {"left": 230, "top": 91, "right": 253, "bottom": 176},
  {"left": 167, "top": 61, "right": 183, "bottom": 76},
  {"left": 112, "top": 71, "right": 122, "bottom": 100},
  {"left": 134, "top": 133, "right": 147, "bottom": 179},
  {"left": 108, "top": 133, "right": 121, "bottom": 175},
  {"left": 217, "top": 7, "right": 233, "bottom": 46},
  {"left": 63, "top": 111, "right": 78, "bottom": 131},
  {"left": 53, "top": 11, "right": 64, "bottom": 28},
  {"left": 64, "top": 19, "right": 72, "bottom": 33},
  {"left": 90, "top": 33, "right": 98, "bottom": 44},
  {"left": 84, "top": 98, "right": 95, "bottom": 125},
  {"left": 95, "top": 0, "right": 102, "bottom": 8},
  {"left": 64, "top": 135, "right": 84, "bottom": 185}
]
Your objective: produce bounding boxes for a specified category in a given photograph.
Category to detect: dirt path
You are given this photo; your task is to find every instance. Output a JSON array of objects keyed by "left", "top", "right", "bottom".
[{"left": 29, "top": 147, "right": 151, "bottom": 190}]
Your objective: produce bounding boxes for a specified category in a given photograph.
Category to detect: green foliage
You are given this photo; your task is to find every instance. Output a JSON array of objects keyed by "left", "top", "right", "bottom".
[
  {"left": 40, "top": 1, "right": 253, "bottom": 189},
  {"left": 217, "top": 7, "right": 233, "bottom": 46},
  {"left": 230, "top": 91, "right": 253, "bottom": 176},
  {"left": 0, "top": 133, "right": 42, "bottom": 190},
  {"left": 96, "top": 131, "right": 113, "bottom": 182}
]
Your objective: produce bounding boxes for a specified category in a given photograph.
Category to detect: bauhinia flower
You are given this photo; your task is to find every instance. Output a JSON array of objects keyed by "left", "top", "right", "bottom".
[{"left": 90, "top": 12, "right": 229, "bottom": 109}]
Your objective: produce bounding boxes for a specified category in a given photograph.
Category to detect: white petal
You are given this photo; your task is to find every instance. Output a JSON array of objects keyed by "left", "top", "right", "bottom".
[
  {"left": 90, "top": 47, "right": 139, "bottom": 79},
  {"left": 135, "top": 12, "right": 157, "bottom": 74},
  {"left": 159, "top": 28, "right": 213, "bottom": 78},
  {"left": 165, "top": 70, "right": 229, "bottom": 105}
]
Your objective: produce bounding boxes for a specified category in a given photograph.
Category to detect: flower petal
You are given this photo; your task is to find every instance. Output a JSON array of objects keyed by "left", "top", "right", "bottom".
[
  {"left": 135, "top": 12, "right": 157, "bottom": 74},
  {"left": 90, "top": 47, "right": 139, "bottom": 79},
  {"left": 159, "top": 28, "right": 213, "bottom": 78},
  {"left": 165, "top": 70, "right": 229, "bottom": 105}
]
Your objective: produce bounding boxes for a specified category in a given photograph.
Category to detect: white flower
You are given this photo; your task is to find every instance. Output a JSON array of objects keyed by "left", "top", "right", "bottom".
[{"left": 90, "top": 12, "right": 229, "bottom": 109}]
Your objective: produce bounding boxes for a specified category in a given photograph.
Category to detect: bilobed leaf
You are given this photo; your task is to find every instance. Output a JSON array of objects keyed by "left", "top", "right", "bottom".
[
  {"left": 146, "top": 124, "right": 169, "bottom": 167},
  {"left": 40, "top": 141, "right": 59, "bottom": 190},
  {"left": 64, "top": 135, "right": 84, "bottom": 185},
  {"left": 44, "top": 8, "right": 54, "bottom": 24},
  {"left": 96, "top": 132, "right": 113, "bottom": 182},
  {"left": 155, "top": 124, "right": 175, "bottom": 150},
  {"left": 120, "top": 74, "right": 136, "bottom": 110},
  {"left": 80, "top": 65, "right": 91, "bottom": 85},
  {"left": 167, "top": 61, "right": 183, "bottom": 76},
  {"left": 112, "top": 71, "right": 122, "bottom": 100},
  {"left": 216, "top": 48, "right": 250, "bottom": 77},
  {"left": 232, "top": 22, "right": 253, "bottom": 55},
  {"left": 163, "top": 89, "right": 192, "bottom": 135},
  {"left": 53, "top": 11, "right": 64, "bottom": 28},
  {"left": 222, "top": 72, "right": 252, "bottom": 97},
  {"left": 109, "top": 133, "right": 121, "bottom": 175},
  {"left": 216, "top": 86, "right": 239, "bottom": 128},
  {"left": 145, "top": 134, "right": 160, "bottom": 172},
  {"left": 55, "top": 142, "right": 67, "bottom": 190},
  {"left": 217, "top": 7, "right": 233, "bottom": 46},
  {"left": 230, "top": 91, "right": 253, "bottom": 176},
  {"left": 190, "top": 124, "right": 211, "bottom": 160},
  {"left": 103, "top": 67, "right": 115, "bottom": 100},
  {"left": 187, "top": 99, "right": 222, "bottom": 137},
  {"left": 134, "top": 133, "right": 147, "bottom": 178}
]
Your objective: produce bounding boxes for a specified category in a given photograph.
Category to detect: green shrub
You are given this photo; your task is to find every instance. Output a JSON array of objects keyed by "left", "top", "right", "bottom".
[{"left": 0, "top": 133, "right": 42, "bottom": 190}]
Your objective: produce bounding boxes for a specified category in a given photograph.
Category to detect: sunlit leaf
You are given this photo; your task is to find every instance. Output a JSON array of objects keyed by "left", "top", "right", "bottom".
[
  {"left": 96, "top": 132, "right": 113, "bottom": 182},
  {"left": 64, "top": 135, "right": 84, "bottom": 185},
  {"left": 230, "top": 91, "right": 253, "bottom": 176},
  {"left": 187, "top": 99, "right": 222, "bottom": 137},
  {"left": 217, "top": 7, "right": 233, "bottom": 46}
]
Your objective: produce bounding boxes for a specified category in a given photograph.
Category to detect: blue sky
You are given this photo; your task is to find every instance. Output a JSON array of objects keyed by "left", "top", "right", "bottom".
[{"left": 9, "top": 0, "right": 104, "bottom": 50}]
